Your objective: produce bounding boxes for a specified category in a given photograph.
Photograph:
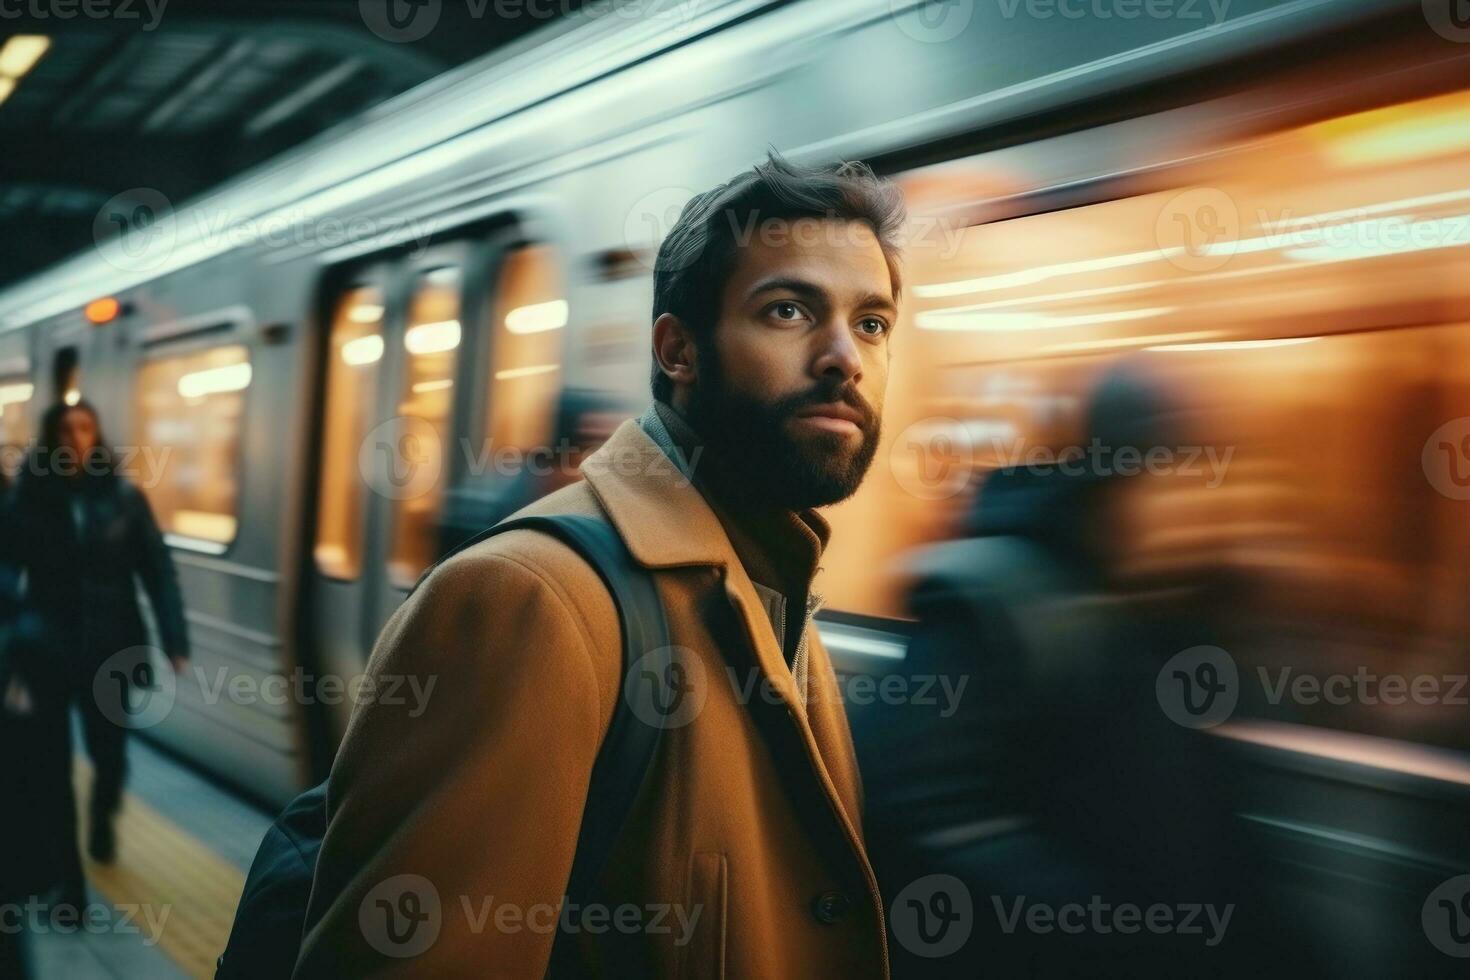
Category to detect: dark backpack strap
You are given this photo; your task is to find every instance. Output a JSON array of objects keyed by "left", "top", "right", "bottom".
[
  {"left": 220, "top": 512, "right": 668, "bottom": 979},
  {"left": 420, "top": 512, "right": 671, "bottom": 974}
]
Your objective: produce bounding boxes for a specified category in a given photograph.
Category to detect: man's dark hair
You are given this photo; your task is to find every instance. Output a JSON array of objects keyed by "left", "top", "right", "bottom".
[{"left": 649, "top": 151, "right": 907, "bottom": 403}]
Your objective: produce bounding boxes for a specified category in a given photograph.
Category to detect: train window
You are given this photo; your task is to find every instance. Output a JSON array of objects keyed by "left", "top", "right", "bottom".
[
  {"left": 484, "top": 244, "right": 565, "bottom": 454},
  {"left": 314, "top": 285, "right": 385, "bottom": 580},
  {"left": 488, "top": 243, "right": 567, "bottom": 455},
  {"left": 135, "top": 344, "right": 251, "bottom": 546},
  {"left": 0, "top": 375, "right": 33, "bottom": 481},
  {"left": 387, "top": 266, "right": 462, "bottom": 586}
]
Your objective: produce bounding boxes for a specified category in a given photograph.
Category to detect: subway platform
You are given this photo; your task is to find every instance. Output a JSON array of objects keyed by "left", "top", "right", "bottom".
[{"left": 21, "top": 732, "right": 274, "bottom": 979}]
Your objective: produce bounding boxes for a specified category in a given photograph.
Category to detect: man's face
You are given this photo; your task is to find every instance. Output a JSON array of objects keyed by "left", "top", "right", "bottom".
[{"left": 681, "top": 217, "right": 896, "bottom": 510}]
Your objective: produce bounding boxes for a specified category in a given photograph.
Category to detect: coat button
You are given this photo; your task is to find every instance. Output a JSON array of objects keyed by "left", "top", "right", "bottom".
[{"left": 811, "top": 890, "right": 852, "bottom": 924}]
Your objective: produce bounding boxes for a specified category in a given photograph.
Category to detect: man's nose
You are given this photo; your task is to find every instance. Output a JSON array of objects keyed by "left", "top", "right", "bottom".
[{"left": 810, "top": 319, "right": 863, "bottom": 384}]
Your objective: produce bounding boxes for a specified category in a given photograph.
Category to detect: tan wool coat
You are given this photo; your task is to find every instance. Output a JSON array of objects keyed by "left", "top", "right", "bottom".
[{"left": 294, "top": 418, "right": 889, "bottom": 978}]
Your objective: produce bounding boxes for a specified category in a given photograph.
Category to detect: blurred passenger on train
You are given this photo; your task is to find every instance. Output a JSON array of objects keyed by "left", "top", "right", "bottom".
[
  {"left": 866, "top": 364, "right": 1281, "bottom": 978},
  {"left": 437, "top": 386, "right": 623, "bottom": 554},
  {"left": 0, "top": 400, "right": 190, "bottom": 913}
]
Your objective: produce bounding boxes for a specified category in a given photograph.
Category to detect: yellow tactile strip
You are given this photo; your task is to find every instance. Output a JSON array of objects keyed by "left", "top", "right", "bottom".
[{"left": 73, "top": 760, "right": 247, "bottom": 980}]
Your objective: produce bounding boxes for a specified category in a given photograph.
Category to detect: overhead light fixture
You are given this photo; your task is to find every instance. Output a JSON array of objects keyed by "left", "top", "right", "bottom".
[
  {"left": 85, "top": 297, "right": 122, "bottom": 324},
  {"left": 178, "top": 362, "right": 252, "bottom": 399},
  {"left": 404, "top": 319, "right": 461, "bottom": 355},
  {"left": 0, "top": 35, "right": 50, "bottom": 79},
  {"left": 341, "top": 334, "right": 384, "bottom": 366},
  {"left": 347, "top": 302, "right": 384, "bottom": 324},
  {"left": 505, "top": 299, "right": 568, "bottom": 334},
  {"left": 0, "top": 382, "right": 33, "bottom": 408}
]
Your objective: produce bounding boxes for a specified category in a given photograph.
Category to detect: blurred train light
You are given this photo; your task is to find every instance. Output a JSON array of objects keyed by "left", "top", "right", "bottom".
[
  {"left": 404, "top": 318, "right": 461, "bottom": 354},
  {"left": 84, "top": 296, "right": 122, "bottom": 324},
  {"left": 346, "top": 302, "right": 385, "bottom": 323},
  {"left": 1307, "top": 91, "right": 1470, "bottom": 167},
  {"left": 917, "top": 248, "right": 1180, "bottom": 298},
  {"left": 917, "top": 305, "right": 1176, "bottom": 332},
  {"left": 0, "top": 78, "right": 14, "bottom": 109},
  {"left": 493, "top": 363, "right": 559, "bottom": 381},
  {"left": 0, "top": 35, "right": 50, "bottom": 79},
  {"left": 63, "top": 388, "right": 80, "bottom": 406},
  {"left": 1140, "top": 337, "right": 1328, "bottom": 352},
  {"left": 0, "top": 382, "right": 33, "bottom": 408},
  {"left": 178, "top": 362, "right": 253, "bottom": 399},
  {"left": 341, "top": 333, "right": 384, "bottom": 366},
  {"left": 504, "top": 298, "right": 568, "bottom": 334}
]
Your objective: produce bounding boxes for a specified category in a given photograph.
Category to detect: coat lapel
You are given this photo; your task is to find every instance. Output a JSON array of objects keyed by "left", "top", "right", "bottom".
[{"left": 581, "top": 418, "right": 872, "bottom": 841}]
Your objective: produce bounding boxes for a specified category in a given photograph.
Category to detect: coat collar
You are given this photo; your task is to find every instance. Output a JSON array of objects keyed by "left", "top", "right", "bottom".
[{"left": 579, "top": 418, "right": 735, "bottom": 570}]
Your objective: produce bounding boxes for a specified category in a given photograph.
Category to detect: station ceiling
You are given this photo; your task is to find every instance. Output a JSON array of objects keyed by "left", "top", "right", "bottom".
[{"left": 0, "top": 0, "right": 582, "bottom": 290}]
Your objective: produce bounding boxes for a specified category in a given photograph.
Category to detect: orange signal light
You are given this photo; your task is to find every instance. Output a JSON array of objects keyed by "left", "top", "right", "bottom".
[{"left": 85, "top": 297, "right": 121, "bottom": 324}]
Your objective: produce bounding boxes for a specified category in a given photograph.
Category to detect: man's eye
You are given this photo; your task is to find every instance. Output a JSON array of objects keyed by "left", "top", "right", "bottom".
[
  {"left": 769, "top": 301, "right": 806, "bottom": 322},
  {"left": 857, "top": 317, "right": 889, "bottom": 337}
]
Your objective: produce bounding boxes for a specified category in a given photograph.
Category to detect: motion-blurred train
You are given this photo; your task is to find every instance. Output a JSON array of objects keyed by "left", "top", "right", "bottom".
[{"left": 1, "top": 0, "right": 1468, "bottom": 971}]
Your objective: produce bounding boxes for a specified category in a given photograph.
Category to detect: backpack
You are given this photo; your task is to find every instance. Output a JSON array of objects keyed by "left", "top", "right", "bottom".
[{"left": 216, "top": 513, "right": 670, "bottom": 979}]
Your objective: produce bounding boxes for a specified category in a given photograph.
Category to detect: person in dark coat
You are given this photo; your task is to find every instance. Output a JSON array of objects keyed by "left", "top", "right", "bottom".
[
  {"left": 866, "top": 365, "right": 1257, "bottom": 978},
  {"left": 0, "top": 399, "right": 189, "bottom": 912}
]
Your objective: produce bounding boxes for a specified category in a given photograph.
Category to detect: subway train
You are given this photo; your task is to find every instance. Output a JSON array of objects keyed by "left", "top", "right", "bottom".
[{"left": 1, "top": 0, "right": 1468, "bottom": 972}]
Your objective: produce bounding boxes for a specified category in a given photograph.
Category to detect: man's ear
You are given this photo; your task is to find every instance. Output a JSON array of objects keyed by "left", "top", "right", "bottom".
[{"left": 652, "top": 312, "right": 699, "bottom": 389}]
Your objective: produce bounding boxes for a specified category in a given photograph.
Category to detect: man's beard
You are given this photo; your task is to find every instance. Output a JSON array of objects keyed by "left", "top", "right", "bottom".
[{"left": 682, "top": 345, "right": 881, "bottom": 511}]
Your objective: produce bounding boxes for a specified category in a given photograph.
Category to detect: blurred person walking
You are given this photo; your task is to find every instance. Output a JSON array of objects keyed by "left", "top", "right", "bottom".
[
  {"left": 871, "top": 367, "right": 1258, "bottom": 978},
  {"left": 0, "top": 399, "right": 189, "bottom": 914}
]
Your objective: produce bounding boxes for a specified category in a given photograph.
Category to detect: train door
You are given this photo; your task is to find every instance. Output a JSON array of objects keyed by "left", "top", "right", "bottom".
[{"left": 306, "top": 243, "right": 472, "bottom": 734}]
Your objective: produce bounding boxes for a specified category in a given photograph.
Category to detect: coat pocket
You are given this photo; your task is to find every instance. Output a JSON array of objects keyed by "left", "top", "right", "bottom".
[{"left": 681, "top": 851, "right": 727, "bottom": 979}]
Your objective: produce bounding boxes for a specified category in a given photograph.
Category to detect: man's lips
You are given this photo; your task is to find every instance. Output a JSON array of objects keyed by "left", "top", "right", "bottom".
[{"left": 791, "top": 402, "right": 866, "bottom": 435}]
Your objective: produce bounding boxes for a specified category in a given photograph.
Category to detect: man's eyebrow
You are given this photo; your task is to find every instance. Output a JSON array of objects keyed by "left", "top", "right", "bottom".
[{"left": 747, "top": 276, "right": 897, "bottom": 314}]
